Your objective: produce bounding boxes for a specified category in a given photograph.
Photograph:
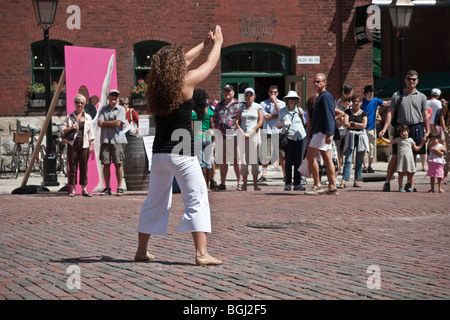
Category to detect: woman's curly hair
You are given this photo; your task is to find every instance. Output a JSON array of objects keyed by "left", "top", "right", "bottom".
[{"left": 145, "top": 44, "right": 186, "bottom": 117}]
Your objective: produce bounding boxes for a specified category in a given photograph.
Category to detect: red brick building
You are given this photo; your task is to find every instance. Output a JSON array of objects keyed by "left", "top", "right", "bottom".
[{"left": 0, "top": 0, "right": 448, "bottom": 117}]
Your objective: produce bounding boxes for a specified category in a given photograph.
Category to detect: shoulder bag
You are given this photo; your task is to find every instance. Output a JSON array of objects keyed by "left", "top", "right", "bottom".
[
  {"left": 129, "top": 109, "right": 137, "bottom": 136},
  {"left": 279, "top": 111, "right": 295, "bottom": 149},
  {"left": 62, "top": 114, "right": 77, "bottom": 142}
]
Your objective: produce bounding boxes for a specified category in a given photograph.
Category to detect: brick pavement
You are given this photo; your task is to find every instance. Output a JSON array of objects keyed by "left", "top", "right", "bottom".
[{"left": 0, "top": 166, "right": 449, "bottom": 303}]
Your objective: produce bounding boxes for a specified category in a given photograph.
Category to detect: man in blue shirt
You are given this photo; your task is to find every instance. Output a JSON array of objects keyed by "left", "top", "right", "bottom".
[
  {"left": 259, "top": 85, "right": 286, "bottom": 182},
  {"left": 361, "top": 85, "right": 389, "bottom": 173},
  {"left": 305, "top": 73, "right": 338, "bottom": 195}
]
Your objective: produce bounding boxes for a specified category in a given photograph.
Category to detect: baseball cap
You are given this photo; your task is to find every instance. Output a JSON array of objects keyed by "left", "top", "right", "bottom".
[
  {"left": 363, "top": 85, "right": 374, "bottom": 93},
  {"left": 223, "top": 84, "right": 234, "bottom": 91},
  {"left": 244, "top": 88, "right": 255, "bottom": 95},
  {"left": 109, "top": 89, "right": 120, "bottom": 95},
  {"left": 431, "top": 88, "right": 441, "bottom": 97}
]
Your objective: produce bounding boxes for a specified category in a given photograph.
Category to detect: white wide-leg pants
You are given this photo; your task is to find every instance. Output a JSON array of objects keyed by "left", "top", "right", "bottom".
[{"left": 137, "top": 153, "right": 211, "bottom": 235}]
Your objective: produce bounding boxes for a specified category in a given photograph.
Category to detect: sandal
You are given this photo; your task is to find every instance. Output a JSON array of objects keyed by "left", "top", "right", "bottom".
[
  {"left": 353, "top": 181, "right": 362, "bottom": 188},
  {"left": 69, "top": 191, "right": 75, "bottom": 197},
  {"left": 237, "top": 184, "right": 245, "bottom": 191},
  {"left": 134, "top": 251, "right": 155, "bottom": 262},
  {"left": 100, "top": 187, "right": 111, "bottom": 196},
  {"left": 116, "top": 188, "right": 124, "bottom": 196},
  {"left": 82, "top": 190, "right": 93, "bottom": 197},
  {"left": 337, "top": 182, "right": 346, "bottom": 189}
]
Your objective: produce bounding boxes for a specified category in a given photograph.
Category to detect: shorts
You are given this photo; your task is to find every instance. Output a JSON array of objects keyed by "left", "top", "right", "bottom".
[
  {"left": 366, "top": 128, "right": 376, "bottom": 159},
  {"left": 261, "top": 133, "right": 283, "bottom": 163},
  {"left": 309, "top": 132, "right": 333, "bottom": 151},
  {"left": 100, "top": 143, "right": 125, "bottom": 165},
  {"left": 200, "top": 140, "right": 213, "bottom": 169},
  {"left": 260, "top": 133, "right": 272, "bottom": 165}
]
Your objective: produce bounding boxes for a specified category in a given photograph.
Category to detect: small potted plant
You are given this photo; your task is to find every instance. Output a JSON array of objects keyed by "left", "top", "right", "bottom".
[
  {"left": 132, "top": 79, "right": 147, "bottom": 99},
  {"left": 51, "top": 81, "right": 66, "bottom": 99},
  {"left": 28, "top": 82, "right": 45, "bottom": 99}
]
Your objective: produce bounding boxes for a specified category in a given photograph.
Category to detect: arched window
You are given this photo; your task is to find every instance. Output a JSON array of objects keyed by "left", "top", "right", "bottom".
[
  {"left": 31, "top": 40, "right": 72, "bottom": 85},
  {"left": 134, "top": 40, "right": 169, "bottom": 83},
  {"left": 221, "top": 43, "right": 291, "bottom": 75}
]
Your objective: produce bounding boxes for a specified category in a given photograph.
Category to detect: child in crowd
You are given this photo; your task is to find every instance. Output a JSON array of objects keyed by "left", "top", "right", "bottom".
[
  {"left": 379, "top": 124, "right": 426, "bottom": 192},
  {"left": 426, "top": 131, "right": 447, "bottom": 193}
]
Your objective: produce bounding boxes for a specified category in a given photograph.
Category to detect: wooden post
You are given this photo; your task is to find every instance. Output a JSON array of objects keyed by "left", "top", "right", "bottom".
[{"left": 21, "top": 69, "right": 66, "bottom": 188}]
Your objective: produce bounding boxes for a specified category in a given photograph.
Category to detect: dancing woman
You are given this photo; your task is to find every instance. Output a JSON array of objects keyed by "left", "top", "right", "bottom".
[{"left": 135, "top": 26, "right": 223, "bottom": 266}]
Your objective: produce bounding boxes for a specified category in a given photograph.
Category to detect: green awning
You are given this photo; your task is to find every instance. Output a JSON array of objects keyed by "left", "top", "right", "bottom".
[{"left": 374, "top": 71, "right": 450, "bottom": 99}]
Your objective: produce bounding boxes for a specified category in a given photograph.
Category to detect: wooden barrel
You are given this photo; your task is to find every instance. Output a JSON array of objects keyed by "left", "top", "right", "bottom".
[{"left": 123, "top": 136, "right": 150, "bottom": 191}]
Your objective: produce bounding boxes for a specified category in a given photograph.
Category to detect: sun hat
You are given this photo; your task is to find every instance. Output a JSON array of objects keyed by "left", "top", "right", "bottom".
[{"left": 283, "top": 90, "right": 301, "bottom": 101}]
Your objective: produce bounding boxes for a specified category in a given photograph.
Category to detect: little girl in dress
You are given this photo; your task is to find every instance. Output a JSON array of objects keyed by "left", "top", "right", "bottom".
[
  {"left": 379, "top": 124, "right": 426, "bottom": 192},
  {"left": 427, "top": 131, "right": 447, "bottom": 193}
]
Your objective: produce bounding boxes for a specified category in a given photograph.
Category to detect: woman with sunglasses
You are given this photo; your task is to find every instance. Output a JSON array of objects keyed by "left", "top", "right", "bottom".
[
  {"left": 235, "top": 87, "right": 263, "bottom": 191},
  {"left": 277, "top": 91, "right": 306, "bottom": 191}
]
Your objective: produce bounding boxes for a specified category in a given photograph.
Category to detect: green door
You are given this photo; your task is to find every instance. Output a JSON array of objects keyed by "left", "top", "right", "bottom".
[{"left": 221, "top": 77, "right": 254, "bottom": 103}]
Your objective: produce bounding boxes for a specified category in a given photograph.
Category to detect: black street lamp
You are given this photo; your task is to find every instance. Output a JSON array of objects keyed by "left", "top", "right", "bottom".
[
  {"left": 389, "top": 0, "right": 414, "bottom": 92},
  {"left": 33, "top": 0, "right": 59, "bottom": 186}
]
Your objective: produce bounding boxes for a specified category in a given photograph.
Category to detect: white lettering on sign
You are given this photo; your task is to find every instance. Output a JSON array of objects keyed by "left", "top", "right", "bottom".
[
  {"left": 66, "top": 5, "right": 81, "bottom": 29},
  {"left": 366, "top": 5, "right": 381, "bottom": 31},
  {"left": 297, "top": 56, "right": 320, "bottom": 65}
]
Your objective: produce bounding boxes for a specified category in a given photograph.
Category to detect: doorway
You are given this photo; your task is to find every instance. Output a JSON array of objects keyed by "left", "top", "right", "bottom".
[
  {"left": 221, "top": 43, "right": 293, "bottom": 103},
  {"left": 221, "top": 76, "right": 286, "bottom": 103}
]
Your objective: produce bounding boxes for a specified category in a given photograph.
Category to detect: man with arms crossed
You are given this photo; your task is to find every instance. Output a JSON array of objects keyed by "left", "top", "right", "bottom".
[{"left": 97, "top": 89, "right": 128, "bottom": 196}]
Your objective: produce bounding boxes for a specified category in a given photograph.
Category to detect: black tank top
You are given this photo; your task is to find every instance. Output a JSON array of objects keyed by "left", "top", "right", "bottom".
[{"left": 152, "top": 99, "right": 194, "bottom": 156}]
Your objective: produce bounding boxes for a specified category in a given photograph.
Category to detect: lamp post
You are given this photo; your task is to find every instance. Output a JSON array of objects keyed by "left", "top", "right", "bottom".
[
  {"left": 389, "top": 0, "right": 414, "bottom": 92},
  {"left": 33, "top": 0, "right": 59, "bottom": 186}
]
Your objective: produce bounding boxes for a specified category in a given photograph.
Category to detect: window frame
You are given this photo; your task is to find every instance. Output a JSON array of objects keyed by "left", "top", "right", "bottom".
[
  {"left": 133, "top": 40, "right": 170, "bottom": 84},
  {"left": 31, "top": 40, "right": 72, "bottom": 85}
]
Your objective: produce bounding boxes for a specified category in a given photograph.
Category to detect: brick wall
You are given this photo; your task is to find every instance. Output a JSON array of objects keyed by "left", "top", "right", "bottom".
[
  {"left": 381, "top": 6, "right": 450, "bottom": 78},
  {"left": 1, "top": 0, "right": 378, "bottom": 116}
]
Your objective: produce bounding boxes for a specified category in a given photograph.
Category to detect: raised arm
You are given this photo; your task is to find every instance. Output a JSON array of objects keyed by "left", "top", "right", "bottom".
[
  {"left": 185, "top": 34, "right": 212, "bottom": 67},
  {"left": 183, "top": 26, "right": 223, "bottom": 97}
]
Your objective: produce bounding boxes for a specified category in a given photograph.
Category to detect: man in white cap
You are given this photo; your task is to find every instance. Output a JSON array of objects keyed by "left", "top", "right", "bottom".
[
  {"left": 97, "top": 89, "right": 128, "bottom": 196},
  {"left": 427, "top": 88, "right": 444, "bottom": 142}
]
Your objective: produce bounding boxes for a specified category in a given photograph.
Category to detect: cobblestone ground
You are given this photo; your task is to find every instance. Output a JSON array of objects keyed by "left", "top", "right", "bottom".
[{"left": 0, "top": 176, "right": 449, "bottom": 302}]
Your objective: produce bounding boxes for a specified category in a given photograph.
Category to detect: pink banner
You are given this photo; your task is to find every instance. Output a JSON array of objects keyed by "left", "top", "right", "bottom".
[{"left": 64, "top": 46, "right": 118, "bottom": 193}]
